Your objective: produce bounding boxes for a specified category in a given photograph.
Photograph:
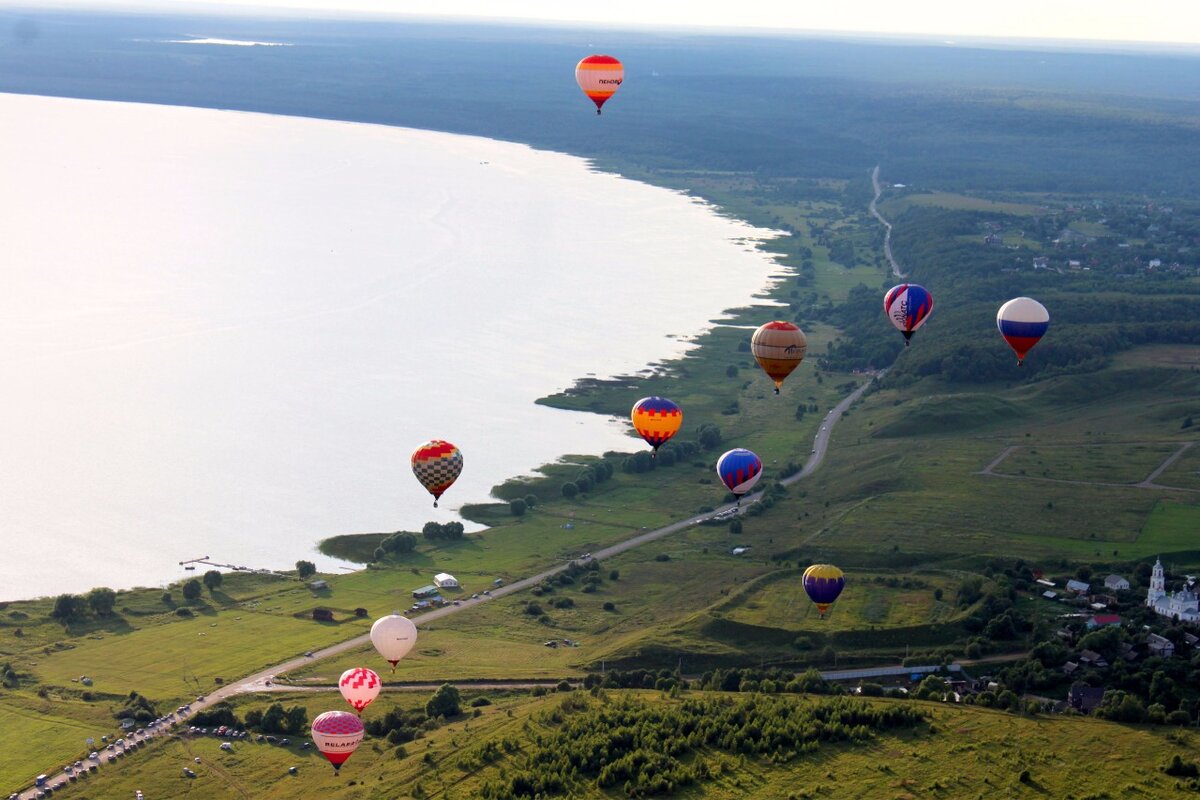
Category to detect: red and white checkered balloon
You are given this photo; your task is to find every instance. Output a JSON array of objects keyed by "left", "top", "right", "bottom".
[{"left": 338, "top": 667, "right": 381, "bottom": 714}]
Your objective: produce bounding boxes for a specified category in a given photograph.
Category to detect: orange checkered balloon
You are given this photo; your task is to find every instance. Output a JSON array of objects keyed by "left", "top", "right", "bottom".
[{"left": 411, "top": 440, "right": 463, "bottom": 507}]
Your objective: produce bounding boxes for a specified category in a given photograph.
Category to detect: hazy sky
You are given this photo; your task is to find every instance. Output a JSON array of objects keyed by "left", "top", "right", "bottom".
[{"left": 12, "top": 0, "right": 1200, "bottom": 45}]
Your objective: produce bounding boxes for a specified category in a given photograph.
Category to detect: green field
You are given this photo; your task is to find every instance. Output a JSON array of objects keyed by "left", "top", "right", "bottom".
[
  {"left": 880, "top": 191, "right": 1045, "bottom": 216},
  {"left": 720, "top": 570, "right": 962, "bottom": 632},
  {"left": 47, "top": 690, "right": 1200, "bottom": 799},
  {"left": 990, "top": 442, "right": 1183, "bottom": 484},
  {"left": 0, "top": 694, "right": 119, "bottom": 791}
]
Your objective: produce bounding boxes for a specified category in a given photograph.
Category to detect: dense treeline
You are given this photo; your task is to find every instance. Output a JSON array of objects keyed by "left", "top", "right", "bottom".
[
  {"left": 5, "top": 13, "right": 1200, "bottom": 197},
  {"left": 478, "top": 694, "right": 926, "bottom": 798},
  {"left": 815, "top": 206, "right": 1200, "bottom": 383}
]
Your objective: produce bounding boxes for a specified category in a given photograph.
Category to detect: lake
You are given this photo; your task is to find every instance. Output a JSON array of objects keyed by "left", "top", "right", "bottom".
[{"left": 0, "top": 92, "right": 783, "bottom": 600}]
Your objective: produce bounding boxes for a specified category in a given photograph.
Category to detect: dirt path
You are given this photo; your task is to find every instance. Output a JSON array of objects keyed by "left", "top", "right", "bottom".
[{"left": 979, "top": 441, "right": 1199, "bottom": 493}]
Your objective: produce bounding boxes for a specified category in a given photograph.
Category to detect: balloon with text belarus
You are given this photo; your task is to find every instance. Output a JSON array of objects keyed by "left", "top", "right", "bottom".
[
  {"left": 370, "top": 612, "right": 418, "bottom": 672},
  {"left": 716, "top": 448, "right": 763, "bottom": 505},
  {"left": 311, "top": 710, "right": 365, "bottom": 774},
  {"left": 802, "top": 564, "right": 845, "bottom": 618},
  {"left": 751, "top": 321, "right": 807, "bottom": 394},
  {"left": 996, "top": 297, "right": 1049, "bottom": 365},
  {"left": 338, "top": 667, "right": 381, "bottom": 715},
  {"left": 631, "top": 396, "right": 683, "bottom": 456},
  {"left": 411, "top": 439, "right": 463, "bottom": 507},
  {"left": 883, "top": 283, "right": 934, "bottom": 345},
  {"left": 575, "top": 54, "right": 624, "bottom": 114}
]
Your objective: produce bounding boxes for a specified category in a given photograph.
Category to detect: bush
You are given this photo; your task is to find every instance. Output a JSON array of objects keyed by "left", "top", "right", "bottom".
[
  {"left": 524, "top": 494, "right": 537, "bottom": 508},
  {"left": 509, "top": 498, "right": 527, "bottom": 516},
  {"left": 609, "top": 570, "right": 619, "bottom": 581},
  {"left": 562, "top": 482, "right": 578, "bottom": 499},
  {"left": 654, "top": 553, "right": 671, "bottom": 562},
  {"left": 602, "top": 602, "right": 616, "bottom": 612},
  {"left": 469, "top": 697, "right": 492, "bottom": 707},
  {"left": 175, "top": 607, "right": 194, "bottom": 617}
]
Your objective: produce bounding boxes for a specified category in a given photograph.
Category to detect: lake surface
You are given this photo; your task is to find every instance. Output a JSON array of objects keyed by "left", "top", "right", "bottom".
[{"left": 0, "top": 93, "right": 783, "bottom": 600}]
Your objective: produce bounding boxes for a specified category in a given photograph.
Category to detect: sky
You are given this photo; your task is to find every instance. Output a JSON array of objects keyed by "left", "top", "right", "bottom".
[{"left": 8, "top": 0, "right": 1200, "bottom": 46}]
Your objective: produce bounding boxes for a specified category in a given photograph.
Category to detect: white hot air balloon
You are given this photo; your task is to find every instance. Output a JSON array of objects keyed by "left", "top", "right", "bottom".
[
  {"left": 370, "top": 612, "right": 418, "bottom": 671},
  {"left": 338, "top": 667, "right": 381, "bottom": 715}
]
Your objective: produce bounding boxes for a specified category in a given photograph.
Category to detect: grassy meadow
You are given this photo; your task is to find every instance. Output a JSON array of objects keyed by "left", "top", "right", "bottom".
[{"left": 50, "top": 689, "right": 1200, "bottom": 800}]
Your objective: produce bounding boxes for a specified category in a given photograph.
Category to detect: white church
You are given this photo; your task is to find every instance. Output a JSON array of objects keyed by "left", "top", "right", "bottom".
[{"left": 1146, "top": 558, "right": 1200, "bottom": 623}]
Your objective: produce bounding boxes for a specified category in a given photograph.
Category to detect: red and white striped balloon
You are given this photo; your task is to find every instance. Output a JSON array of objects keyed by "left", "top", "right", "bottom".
[{"left": 338, "top": 667, "right": 381, "bottom": 714}]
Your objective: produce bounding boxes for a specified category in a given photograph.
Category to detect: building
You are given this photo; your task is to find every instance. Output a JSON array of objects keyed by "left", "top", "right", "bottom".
[
  {"left": 1145, "top": 558, "right": 1200, "bottom": 623},
  {"left": 309, "top": 579, "right": 328, "bottom": 590},
  {"left": 1104, "top": 574, "right": 1130, "bottom": 592},
  {"left": 1087, "top": 614, "right": 1121, "bottom": 629},
  {"left": 1078, "top": 650, "right": 1108, "bottom": 669},
  {"left": 1147, "top": 633, "right": 1175, "bottom": 658},
  {"left": 1068, "top": 685, "right": 1106, "bottom": 714},
  {"left": 412, "top": 584, "right": 440, "bottom": 599},
  {"left": 1042, "top": 590, "right": 1058, "bottom": 600},
  {"left": 1066, "top": 579, "right": 1091, "bottom": 594},
  {"left": 312, "top": 608, "right": 334, "bottom": 622},
  {"left": 433, "top": 573, "right": 460, "bottom": 589}
]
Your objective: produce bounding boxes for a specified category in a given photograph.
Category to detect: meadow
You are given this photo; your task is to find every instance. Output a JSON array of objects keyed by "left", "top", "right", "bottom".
[{"left": 48, "top": 689, "right": 1200, "bottom": 799}]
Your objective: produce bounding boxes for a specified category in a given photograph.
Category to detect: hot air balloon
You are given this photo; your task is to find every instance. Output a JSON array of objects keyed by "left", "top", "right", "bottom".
[
  {"left": 751, "top": 321, "right": 807, "bottom": 394},
  {"left": 370, "top": 612, "right": 418, "bottom": 672},
  {"left": 883, "top": 283, "right": 934, "bottom": 345},
  {"left": 996, "top": 297, "right": 1049, "bottom": 365},
  {"left": 631, "top": 396, "right": 682, "bottom": 456},
  {"left": 802, "top": 564, "right": 845, "bottom": 617},
  {"left": 311, "top": 710, "right": 364, "bottom": 774},
  {"left": 716, "top": 448, "right": 763, "bottom": 504},
  {"left": 338, "top": 667, "right": 381, "bottom": 715},
  {"left": 411, "top": 440, "right": 463, "bottom": 507},
  {"left": 575, "top": 55, "right": 624, "bottom": 114}
]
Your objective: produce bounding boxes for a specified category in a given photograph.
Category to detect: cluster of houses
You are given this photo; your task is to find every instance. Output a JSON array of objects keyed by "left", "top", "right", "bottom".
[{"left": 1036, "top": 572, "right": 1129, "bottom": 612}]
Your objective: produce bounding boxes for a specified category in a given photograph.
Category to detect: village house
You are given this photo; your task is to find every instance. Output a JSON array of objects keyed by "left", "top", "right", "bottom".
[
  {"left": 1087, "top": 614, "right": 1121, "bottom": 629},
  {"left": 1066, "top": 579, "right": 1090, "bottom": 594},
  {"left": 1103, "top": 574, "right": 1130, "bottom": 592},
  {"left": 1068, "top": 685, "right": 1107, "bottom": 714},
  {"left": 1147, "top": 633, "right": 1175, "bottom": 658},
  {"left": 1078, "top": 650, "right": 1108, "bottom": 669},
  {"left": 433, "top": 572, "right": 460, "bottom": 589}
]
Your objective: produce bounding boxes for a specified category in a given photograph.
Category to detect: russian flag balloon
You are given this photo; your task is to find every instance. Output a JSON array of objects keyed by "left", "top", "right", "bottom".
[
  {"left": 883, "top": 283, "right": 934, "bottom": 345},
  {"left": 716, "top": 448, "right": 763, "bottom": 500},
  {"left": 996, "top": 297, "right": 1049, "bottom": 365}
]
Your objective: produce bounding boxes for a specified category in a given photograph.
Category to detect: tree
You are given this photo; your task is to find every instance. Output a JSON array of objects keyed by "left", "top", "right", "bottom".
[
  {"left": 203, "top": 570, "right": 223, "bottom": 592},
  {"left": 86, "top": 587, "right": 117, "bottom": 616},
  {"left": 524, "top": 494, "right": 537, "bottom": 508},
  {"left": 561, "top": 482, "right": 578, "bottom": 499},
  {"left": 442, "top": 522, "right": 465, "bottom": 540},
  {"left": 296, "top": 560, "right": 317, "bottom": 579},
  {"left": 1183, "top": 416, "right": 1194, "bottom": 430},
  {"left": 182, "top": 579, "right": 203, "bottom": 601},
  {"left": 510, "top": 498, "right": 527, "bottom": 516},
  {"left": 285, "top": 705, "right": 308, "bottom": 733},
  {"left": 422, "top": 522, "right": 444, "bottom": 541},
  {"left": 51, "top": 594, "right": 85, "bottom": 621},
  {"left": 426, "top": 683, "right": 461, "bottom": 719},
  {"left": 934, "top": 588, "right": 944, "bottom": 601}
]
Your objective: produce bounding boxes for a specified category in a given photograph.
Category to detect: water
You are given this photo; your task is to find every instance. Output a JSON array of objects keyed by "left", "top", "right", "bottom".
[{"left": 0, "top": 93, "right": 783, "bottom": 600}]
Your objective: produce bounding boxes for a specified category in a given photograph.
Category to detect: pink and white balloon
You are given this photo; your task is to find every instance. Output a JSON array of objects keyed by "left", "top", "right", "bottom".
[
  {"left": 338, "top": 667, "right": 381, "bottom": 714},
  {"left": 311, "top": 710, "right": 365, "bottom": 773}
]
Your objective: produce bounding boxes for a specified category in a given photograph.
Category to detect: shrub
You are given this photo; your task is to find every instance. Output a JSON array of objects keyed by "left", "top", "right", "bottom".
[
  {"left": 654, "top": 553, "right": 671, "bottom": 562},
  {"left": 602, "top": 602, "right": 616, "bottom": 612},
  {"left": 509, "top": 498, "right": 527, "bottom": 516},
  {"left": 562, "top": 482, "right": 578, "bottom": 499},
  {"left": 175, "top": 607, "right": 194, "bottom": 617}
]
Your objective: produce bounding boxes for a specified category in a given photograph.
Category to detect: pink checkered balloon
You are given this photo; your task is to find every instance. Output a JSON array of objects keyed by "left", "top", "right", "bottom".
[{"left": 338, "top": 667, "right": 381, "bottom": 714}]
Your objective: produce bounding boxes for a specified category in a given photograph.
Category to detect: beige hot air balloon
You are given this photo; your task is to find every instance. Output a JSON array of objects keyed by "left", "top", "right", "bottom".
[
  {"left": 751, "top": 321, "right": 807, "bottom": 394},
  {"left": 370, "top": 612, "right": 417, "bottom": 671}
]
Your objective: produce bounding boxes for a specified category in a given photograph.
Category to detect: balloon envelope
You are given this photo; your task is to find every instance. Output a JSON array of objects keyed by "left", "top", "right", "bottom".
[
  {"left": 997, "top": 297, "right": 1049, "bottom": 363},
  {"left": 311, "top": 710, "right": 364, "bottom": 772},
  {"left": 339, "top": 667, "right": 381, "bottom": 714},
  {"left": 631, "top": 396, "right": 682, "bottom": 452},
  {"left": 802, "top": 564, "right": 845, "bottom": 616},
  {"left": 716, "top": 448, "right": 763, "bottom": 496},
  {"left": 370, "top": 613, "right": 418, "bottom": 669},
  {"left": 575, "top": 55, "right": 624, "bottom": 113},
  {"left": 883, "top": 283, "right": 934, "bottom": 341},
  {"left": 751, "top": 321, "right": 807, "bottom": 393},
  {"left": 411, "top": 440, "right": 463, "bottom": 506}
]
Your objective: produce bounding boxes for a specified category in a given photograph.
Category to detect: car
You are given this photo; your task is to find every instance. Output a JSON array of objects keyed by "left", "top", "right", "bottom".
[
  {"left": 471, "top": 594, "right": 479, "bottom": 599},
  {"left": 89, "top": 752, "right": 98, "bottom": 760},
  {"left": 219, "top": 742, "right": 233, "bottom": 752},
  {"left": 304, "top": 651, "right": 313, "bottom": 657},
  {"left": 452, "top": 600, "right": 461, "bottom": 606},
  {"left": 483, "top": 590, "right": 492, "bottom": 596},
  {"left": 195, "top": 696, "right": 205, "bottom": 702},
  {"left": 280, "top": 738, "right": 290, "bottom": 746}
]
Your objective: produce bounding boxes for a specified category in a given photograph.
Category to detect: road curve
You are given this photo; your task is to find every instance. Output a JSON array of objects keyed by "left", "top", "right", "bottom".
[
  {"left": 869, "top": 165, "right": 905, "bottom": 279},
  {"left": 12, "top": 374, "right": 883, "bottom": 799}
]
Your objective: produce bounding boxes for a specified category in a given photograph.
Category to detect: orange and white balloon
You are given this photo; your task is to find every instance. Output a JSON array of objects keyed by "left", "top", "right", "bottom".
[
  {"left": 338, "top": 667, "right": 381, "bottom": 714},
  {"left": 575, "top": 55, "right": 624, "bottom": 114}
]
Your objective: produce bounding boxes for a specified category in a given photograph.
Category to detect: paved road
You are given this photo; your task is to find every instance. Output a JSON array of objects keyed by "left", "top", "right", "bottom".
[
  {"left": 869, "top": 165, "right": 905, "bottom": 279},
  {"left": 12, "top": 373, "right": 883, "bottom": 799}
]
